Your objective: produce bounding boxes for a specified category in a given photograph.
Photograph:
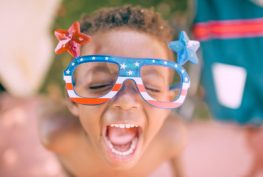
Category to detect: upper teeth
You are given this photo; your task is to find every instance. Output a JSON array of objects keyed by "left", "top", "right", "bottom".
[{"left": 110, "top": 124, "right": 138, "bottom": 128}]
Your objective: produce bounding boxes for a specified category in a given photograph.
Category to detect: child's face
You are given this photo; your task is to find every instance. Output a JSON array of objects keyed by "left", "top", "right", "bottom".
[{"left": 69, "top": 29, "right": 172, "bottom": 169}]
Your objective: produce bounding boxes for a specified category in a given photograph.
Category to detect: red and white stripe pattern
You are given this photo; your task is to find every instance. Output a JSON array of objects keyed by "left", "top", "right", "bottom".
[
  {"left": 64, "top": 75, "right": 190, "bottom": 109},
  {"left": 193, "top": 17, "right": 263, "bottom": 41}
]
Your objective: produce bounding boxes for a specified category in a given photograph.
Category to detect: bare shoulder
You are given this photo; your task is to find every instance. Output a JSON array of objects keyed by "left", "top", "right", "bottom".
[
  {"left": 37, "top": 98, "right": 82, "bottom": 154},
  {"left": 157, "top": 111, "right": 187, "bottom": 157}
]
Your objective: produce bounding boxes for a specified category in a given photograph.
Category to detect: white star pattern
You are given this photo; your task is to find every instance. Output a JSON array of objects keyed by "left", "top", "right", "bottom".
[
  {"left": 92, "top": 56, "right": 96, "bottom": 60},
  {"left": 134, "top": 62, "right": 140, "bottom": 67},
  {"left": 120, "top": 63, "right": 127, "bottom": 69},
  {"left": 164, "top": 61, "right": 167, "bottom": 65},
  {"left": 80, "top": 58, "right": 83, "bottom": 62},
  {"left": 66, "top": 70, "right": 70, "bottom": 74},
  {"left": 127, "top": 70, "right": 133, "bottom": 76},
  {"left": 71, "top": 62, "right": 75, "bottom": 66},
  {"left": 184, "top": 77, "right": 188, "bottom": 82},
  {"left": 105, "top": 57, "right": 109, "bottom": 60},
  {"left": 152, "top": 60, "right": 156, "bottom": 63}
]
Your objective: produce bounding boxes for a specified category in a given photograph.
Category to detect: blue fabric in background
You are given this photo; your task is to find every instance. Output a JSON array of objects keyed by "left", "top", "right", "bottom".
[{"left": 192, "top": 0, "right": 263, "bottom": 125}]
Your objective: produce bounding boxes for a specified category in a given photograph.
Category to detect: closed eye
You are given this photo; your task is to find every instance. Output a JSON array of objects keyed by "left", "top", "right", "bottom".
[
  {"left": 89, "top": 83, "right": 113, "bottom": 90},
  {"left": 145, "top": 86, "right": 160, "bottom": 93}
]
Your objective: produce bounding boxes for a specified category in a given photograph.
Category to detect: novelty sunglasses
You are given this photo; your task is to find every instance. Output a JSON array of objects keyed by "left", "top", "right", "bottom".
[{"left": 64, "top": 55, "right": 191, "bottom": 109}]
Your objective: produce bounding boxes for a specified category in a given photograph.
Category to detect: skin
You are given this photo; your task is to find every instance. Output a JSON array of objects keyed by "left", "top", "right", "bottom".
[
  {"left": 244, "top": 126, "right": 263, "bottom": 177},
  {"left": 39, "top": 29, "right": 186, "bottom": 177}
]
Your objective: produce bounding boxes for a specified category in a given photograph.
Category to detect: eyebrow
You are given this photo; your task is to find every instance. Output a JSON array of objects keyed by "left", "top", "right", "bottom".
[
  {"left": 75, "top": 64, "right": 116, "bottom": 83},
  {"left": 86, "top": 65, "right": 112, "bottom": 75},
  {"left": 142, "top": 69, "right": 166, "bottom": 84},
  {"left": 143, "top": 69, "right": 163, "bottom": 75}
]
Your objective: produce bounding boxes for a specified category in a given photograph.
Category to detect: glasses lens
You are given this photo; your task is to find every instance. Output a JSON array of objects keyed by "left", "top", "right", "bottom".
[
  {"left": 73, "top": 62, "right": 119, "bottom": 98},
  {"left": 141, "top": 65, "right": 182, "bottom": 102}
]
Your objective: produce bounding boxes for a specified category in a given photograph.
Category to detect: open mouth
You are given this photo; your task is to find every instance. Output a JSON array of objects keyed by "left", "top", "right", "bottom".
[{"left": 103, "top": 123, "right": 141, "bottom": 160}]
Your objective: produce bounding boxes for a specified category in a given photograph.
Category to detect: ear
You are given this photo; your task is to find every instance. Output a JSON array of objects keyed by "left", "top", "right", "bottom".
[{"left": 66, "top": 98, "right": 79, "bottom": 117}]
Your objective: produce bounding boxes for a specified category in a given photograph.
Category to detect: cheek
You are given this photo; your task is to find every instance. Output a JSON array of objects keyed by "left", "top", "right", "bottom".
[
  {"left": 146, "top": 108, "right": 170, "bottom": 135},
  {"left": 160, "top": 91, "right": 171, "bottom": 101},
  {"left": 77, "top": 105, "right": 105, "bottom": 137}
]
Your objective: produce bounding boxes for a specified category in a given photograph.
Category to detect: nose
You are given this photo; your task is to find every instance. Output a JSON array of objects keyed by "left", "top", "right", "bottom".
[{"left": 110, "top": 79, "right": 142, "bottom": 110}]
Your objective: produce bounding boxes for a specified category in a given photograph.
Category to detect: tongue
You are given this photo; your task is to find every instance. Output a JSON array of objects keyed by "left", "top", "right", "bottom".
[{"left": 107, "top": 126, "right": 137, "bottom": 145}]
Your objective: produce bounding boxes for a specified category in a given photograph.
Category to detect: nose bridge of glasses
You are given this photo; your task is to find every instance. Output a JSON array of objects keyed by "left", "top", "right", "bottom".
[
  {"left": 118, "top": 59, "right": 141, "bottom": 77},
  {"left": 118, "top": 78, "right": 141, "bottom": 94}
]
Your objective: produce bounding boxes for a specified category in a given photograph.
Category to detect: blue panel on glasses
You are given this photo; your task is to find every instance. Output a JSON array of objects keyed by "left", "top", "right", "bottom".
[{"left": 64, "top": 55, "right": 190, "bottom": 84}]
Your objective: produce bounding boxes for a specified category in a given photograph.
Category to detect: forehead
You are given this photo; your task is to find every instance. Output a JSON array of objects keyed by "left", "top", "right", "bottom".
[{"left": 81, "top": 29, "right": 170, "bottom": 59}]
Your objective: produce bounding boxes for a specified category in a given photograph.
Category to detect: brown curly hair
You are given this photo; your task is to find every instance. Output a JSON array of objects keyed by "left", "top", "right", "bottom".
[{"left": 80, "top": 5, "right": 173, "bottom": 43}]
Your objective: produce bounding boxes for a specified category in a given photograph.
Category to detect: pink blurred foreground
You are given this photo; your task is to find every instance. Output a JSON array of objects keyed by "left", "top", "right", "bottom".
[
  {"left": 0, "top": 95, "right": 65, "bottom": 177},
  {"left": 182, "top": 122, "right": 263, "bottom": 177}
]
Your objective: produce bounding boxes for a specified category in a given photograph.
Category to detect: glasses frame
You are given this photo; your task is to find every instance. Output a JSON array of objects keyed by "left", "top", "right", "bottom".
[{"left": 64, "top": 55, "right": 190, "bottom": 109}]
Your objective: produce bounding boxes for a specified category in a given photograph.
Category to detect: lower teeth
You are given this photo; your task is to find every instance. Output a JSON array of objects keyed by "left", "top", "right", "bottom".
[{"left": 106, "top": 138, "right": 137, "bottom": 156}]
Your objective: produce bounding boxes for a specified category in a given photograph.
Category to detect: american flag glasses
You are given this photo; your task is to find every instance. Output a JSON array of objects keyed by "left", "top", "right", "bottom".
[{"left": 64, "top": 55, "right": 190, "bottom": 109}]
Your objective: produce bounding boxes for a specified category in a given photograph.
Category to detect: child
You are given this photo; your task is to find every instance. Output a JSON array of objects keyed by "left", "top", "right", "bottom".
[{"left": 39, "top": 5, "right": 198, "bottom": 177}]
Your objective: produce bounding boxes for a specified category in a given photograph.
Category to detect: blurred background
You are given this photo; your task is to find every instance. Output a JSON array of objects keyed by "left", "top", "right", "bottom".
[{"left": 0, "top": 0, "right": 262, "bottom": 177}]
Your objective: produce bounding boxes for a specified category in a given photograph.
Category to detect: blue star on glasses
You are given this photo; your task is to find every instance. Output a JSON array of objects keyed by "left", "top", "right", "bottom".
[{"left": 168, "top": 31, "right": 200, "bottom": 65}]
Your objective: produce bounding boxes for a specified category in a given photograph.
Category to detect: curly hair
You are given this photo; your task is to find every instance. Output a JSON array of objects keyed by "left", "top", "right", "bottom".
[{"left": 80, "top": 5, "right": 173, "bottom": 43}]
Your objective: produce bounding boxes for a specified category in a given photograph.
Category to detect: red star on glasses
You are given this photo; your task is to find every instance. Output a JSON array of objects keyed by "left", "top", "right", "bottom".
[{"left": 54, "top": 21, "right": 91, "bottom": 57}]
